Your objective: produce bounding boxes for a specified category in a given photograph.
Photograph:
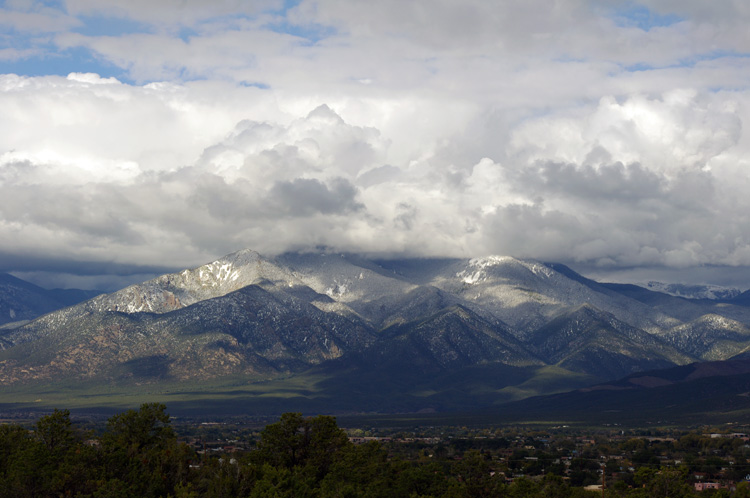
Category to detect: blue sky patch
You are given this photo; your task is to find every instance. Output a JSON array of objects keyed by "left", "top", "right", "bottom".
[
  {"left": 73, "top": 15, "right": 149, "bottom": 37},
  {"left": 266, "top": 19, "right": 336, "bottom": 45},
  {"left": 266, "top": 0, "right": 336, "bottom": 45},
  {"left": 0, "top": 45, "right": 125, "bottom": 80},
  {"left": 611, "top": 3, "right": 682, "bottom": 31},
  {"left": 239, "top": 81, "right": 270, "bottom": 89}
]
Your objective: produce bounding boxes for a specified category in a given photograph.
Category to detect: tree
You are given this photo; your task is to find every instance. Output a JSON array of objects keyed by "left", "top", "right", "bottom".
[
  {"left": 320, "top": 440, "right": 398, "bottom": 498},
  {"left": 255, "top": 412, "right": 308, "bottom": 469},
  {"left": 100, "top": 403, "right": 190, "bottom": 498},
  {"left": 35, "top": 408, "right": 76, "bottom": 453},
  {"left": 0, "top": 424, "right": 37, "bottom": 498},
  {"left": 736, "top": 481, "right": 750, "bottom": 498},
  {"left": 255, "top": 412, "right": 350, "bottom": 478},
  {"left": 305, "top": 413, "right": 351, "bottom": 478},
  {"left": 635, "top": 467, "right": 692, "bottom": 498},
  {"left": 102, "top": 402, "right": 175, "bottom": 454},
  {"left": 0, "top": 409, "right": 98, "bottom": 497},
  {"left": 454, "top": 450, "right": 505, "bottom": 498}
]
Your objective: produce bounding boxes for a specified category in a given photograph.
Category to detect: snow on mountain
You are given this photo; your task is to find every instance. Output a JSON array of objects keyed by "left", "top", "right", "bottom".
[
  {"left": 4, "top": 247, "right": 750, "bottom": 411},
  {"left": 525, "top": 304, "right": 692, "bottom": 379},
  {"left": 91, "top": 249, "right": 302, "bottom": 314},
  {"left": 0, "top": 284, "right": 376, "bottom": 384},
  {"left": 275, "top": 252, "right": 417, "bottom": 310},
  {"left": 423, "top": 257, "right": 678, "bottom": 337},
  {"left": 24, "top": 248, "right": 741, "bottom": 350},
  {"left": 659, "top": 314, "right": 750, "bottom": 361},
  {"left": 643, "top": 281, "right": 743, "bottom": 300}
]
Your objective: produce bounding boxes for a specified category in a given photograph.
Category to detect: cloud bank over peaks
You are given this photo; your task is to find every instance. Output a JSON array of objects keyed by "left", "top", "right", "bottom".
[
  {"left": 497, "top": 90, "right": 750, "bottom": 270},
  {"left": 2, "top": 71, "right": 750, "bottom": 289}
]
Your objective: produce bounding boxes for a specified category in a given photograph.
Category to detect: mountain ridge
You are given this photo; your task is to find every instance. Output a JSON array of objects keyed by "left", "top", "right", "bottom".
[
  {"left": 0, "top": 272, "right": 103, "bottom": 327},
  {"left": 2, "top": 248, "right": 750, "bottom": 415}
]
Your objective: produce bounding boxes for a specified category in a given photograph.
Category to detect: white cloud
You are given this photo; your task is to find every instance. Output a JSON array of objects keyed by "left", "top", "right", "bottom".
[
  {"left": 3, "top": 72, "right": 750, "bottom": 285},
  {"left": 508, "top": 90, "right": 742, "bottom": 173},
  {"left": 0, "top": 73, "right": 291, "bottom": 176},
  {"left": 0, "top": 4, "right": 79, "bottom": 33},
  {"left": 3, "top": 1, "right": 750, "bottom": 288}
]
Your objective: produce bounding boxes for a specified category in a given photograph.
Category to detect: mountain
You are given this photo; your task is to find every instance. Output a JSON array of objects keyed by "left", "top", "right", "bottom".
[
  {"left": 0, "top": 282, "right": 376, "bottom": 383},
  {"left": 492, "top": 358, "right": 750, "bottom": 425},
  {"left": 659, "top": 314, "right": 750, "bottom": 361},
  {"left": 425, "top": 258, "right": 676, "bottom": 335},
  {"left": 729, "top": 289, "right": 750, "bottom": 307},
  {"left": 295, "top": 305, "right": 556, "bottom": 413},
  {"left": 523, "top": 304, "right": 691, "bottom": 379},
  {"left": 0, "top": 273, "right": 102, "bottom": 327},
  {"left": 92, "top": 249, "right": 300, "bottom": 314},
  {"left": 2, "top": 248, "right": 750, "bottom": 415},
  {"left": 643, "top": 281, "right": 742, "bottom": 300}
]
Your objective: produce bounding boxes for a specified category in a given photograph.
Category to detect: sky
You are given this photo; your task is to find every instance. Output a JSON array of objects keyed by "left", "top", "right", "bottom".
[{"left": 2, "top": 0, "right": 750, "bottom": 291}]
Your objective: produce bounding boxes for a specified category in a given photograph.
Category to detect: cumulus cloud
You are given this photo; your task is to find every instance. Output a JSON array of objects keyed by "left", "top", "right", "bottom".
[
  {"left": 3, "top": 76, "right": 750, "bottom": 288},
  {"left": 509, "top": 90, "right": 742, "bottom": 171},
  {"left": 3, "top": 1, "right": 750, "bottom": 289}
]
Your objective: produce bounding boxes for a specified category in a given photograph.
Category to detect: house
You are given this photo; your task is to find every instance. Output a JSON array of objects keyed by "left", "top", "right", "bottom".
[{"left": 694, "top": 482, "right": 725, "bottom": 491}]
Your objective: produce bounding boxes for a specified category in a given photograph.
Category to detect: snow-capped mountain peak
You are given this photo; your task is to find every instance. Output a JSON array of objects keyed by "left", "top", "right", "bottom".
[
  {"left": 91, "top": 249, "right": 301, "bottom": 314},
  {"left": 457, "top": 256, "right": 554, "bottom": 285}
]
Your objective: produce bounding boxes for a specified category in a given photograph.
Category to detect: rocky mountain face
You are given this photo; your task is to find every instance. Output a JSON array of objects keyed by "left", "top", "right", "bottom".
[
  {"left": 523, "top": 304, "right": 690, "bottom": 379},
  {"left": 659, "top": 315, "right": 750, "bottom": 361},
  {"left": 2, "top": 249, "right": 750, "bottom": 413},
  {"left": 0, "top": 283, "right": 375, "bottom": 384}
]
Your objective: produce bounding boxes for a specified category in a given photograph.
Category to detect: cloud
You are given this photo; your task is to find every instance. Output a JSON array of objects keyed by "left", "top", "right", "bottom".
[
  {"left": 0, "top": 73, "right": 291, "bottom": 175},
  {"left": 459, "top": 89, "right": 750, "bottom": 270},
  {"left": 0, "top": 4, "right": 79, "bottom": 33},
  {"left": 3, "top": 77, "right": 750, "bottom": 287},
  {"left": 508, "top": 90, "right": 742, "bottom": 171},
  {"left": 3, "top": 2, "right": 750, "bottom": 288},
  {"left": 0, "top": 91, "right": 390, "bottom": 275},
  {"left": 267, "top": 177, "right": 362, "bottom": 216}
]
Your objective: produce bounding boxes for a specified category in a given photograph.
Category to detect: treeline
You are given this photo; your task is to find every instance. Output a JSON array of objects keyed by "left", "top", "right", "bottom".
[{"left": 0, "top": 404, "right": 746, "bottom": 497}]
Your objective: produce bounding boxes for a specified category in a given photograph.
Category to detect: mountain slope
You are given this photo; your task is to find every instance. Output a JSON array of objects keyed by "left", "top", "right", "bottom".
[
  {"left": 2, "top": 248, "right": 750, "bottom": 415},
  {"left": 659, "top": 314, "right": 750, "bottom": 360},
  {"left": 428, "top": 257, "right": 680, "bottom": 335},
  {"left": 728, "top": 289, "right": 750, "bottom": 307},
  {"left": 524, "top": 304, "right": 692, "bottom": 379},
  {"left": 493, "top": 358, "right": 750, "bottom": 424},
  {"left": 300, "top": 306, "right": 566, "bottom": 413},
  {"left": 90, "top": 249, "right": 299, "bottom": 314},
  {"left": 0, "top": 283, "right": 375, "bottom": 384},
  {"left": 0, "top": 273, "right": 102, "bottom": 326},
  {"left": 643, "top": 281, "right": 742, "bottom": 300},
  {"left": 353, "top": 304, "right": 539, "bottom": 372}
]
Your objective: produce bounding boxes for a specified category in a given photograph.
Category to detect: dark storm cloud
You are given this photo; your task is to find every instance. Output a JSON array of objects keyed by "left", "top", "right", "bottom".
[
  {"left": 518, "top": 161, "right": 666, "bottom": 201},
  {"left": 267, "top": 177, "right": 362, "bottom": 217}
]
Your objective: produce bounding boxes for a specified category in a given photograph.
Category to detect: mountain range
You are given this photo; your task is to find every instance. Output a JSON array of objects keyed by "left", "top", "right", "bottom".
[
  {"left": 1, "top": 249, "right": 750, "bottom": 417},
  {"left": 0, "top": 273, "right": 102, "bottom": 327}
]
